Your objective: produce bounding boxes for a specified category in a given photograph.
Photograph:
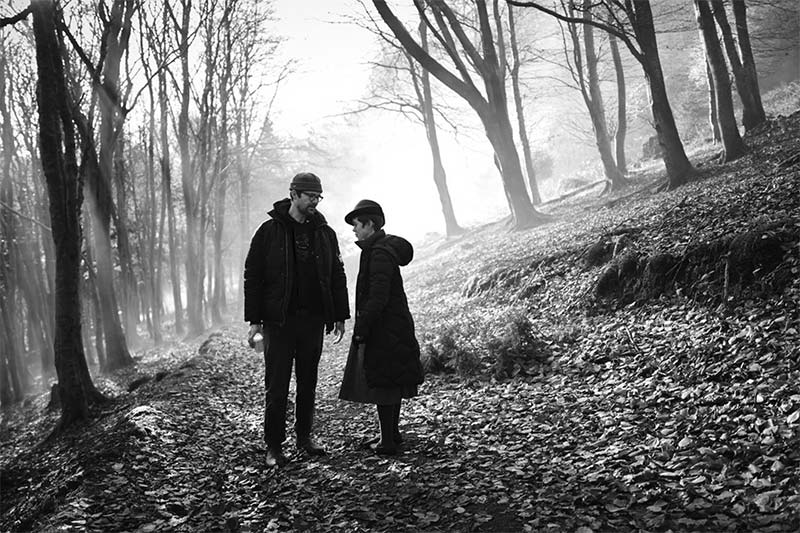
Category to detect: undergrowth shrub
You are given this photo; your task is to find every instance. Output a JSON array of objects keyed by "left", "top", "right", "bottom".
[
  {"left": 763, "top": 80, "right": 800, "bottom": 117},
  {"left": 487, "top": 313, "right": 552, "bottom": 379},
  {"left": 422, "top": 326, "right": 481, "bottom": 377}
]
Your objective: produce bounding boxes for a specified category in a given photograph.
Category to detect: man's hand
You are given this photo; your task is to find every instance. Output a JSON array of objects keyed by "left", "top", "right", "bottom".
[
  {"left": 331, "top": 321, "right": 345, "bottom": 344},
  {"left": 247, "top": 324, "right": 264, "bottom": 348}
]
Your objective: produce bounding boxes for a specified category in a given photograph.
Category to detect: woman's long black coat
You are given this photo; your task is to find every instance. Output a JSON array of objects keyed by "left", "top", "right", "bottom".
[{"left": 352, "top": 230, "right": 423, "bottom": 389}]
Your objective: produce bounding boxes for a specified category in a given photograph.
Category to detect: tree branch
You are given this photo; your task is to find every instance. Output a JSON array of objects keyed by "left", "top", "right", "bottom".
[
  {"left": 506, "top": 0, "right": 642, "bottom": 62},
  {"left": 0, "top": 200, "right": 51, "bottom": 232},
  {"left": 57, "top": 19, "right": 128, "bottom": 115},
  {"left": 0, "top": 7, "right": 30, "bottom": 28},
  {"left": 372, "top": 0, "right": 486, "bottom": 112},
  {"left": 416, "top": 1, "right": 477, "bottom": 89},
  {"left": 433, "top": 0, "right": 488, "bottom": 76}
]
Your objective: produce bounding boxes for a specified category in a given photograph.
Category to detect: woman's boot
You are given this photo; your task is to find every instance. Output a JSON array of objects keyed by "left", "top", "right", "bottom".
[
  {"left": 393, "top": 402, "right": 403, "bottom": 444},
  {"left": 371, "top": 404, "right": 398, "bottom": 455}
]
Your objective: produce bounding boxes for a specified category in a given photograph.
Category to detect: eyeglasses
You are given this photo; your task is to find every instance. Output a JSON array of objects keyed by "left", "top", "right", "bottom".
[{"left": 300, "top": 191, "right": 323, "bottom": 202}]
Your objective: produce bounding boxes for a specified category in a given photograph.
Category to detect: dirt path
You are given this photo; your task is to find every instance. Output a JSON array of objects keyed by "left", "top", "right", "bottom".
[{"left": 2, "top": 319, "right": 799, "bottom": 532}]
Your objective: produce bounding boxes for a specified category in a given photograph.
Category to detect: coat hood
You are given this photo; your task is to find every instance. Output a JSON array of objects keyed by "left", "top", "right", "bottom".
[
  {"left": 359, "top": 230, "right": 413, "bottom": 266},
  {"left": 268, "top": 197, "right": 328, "bottom": 227}
]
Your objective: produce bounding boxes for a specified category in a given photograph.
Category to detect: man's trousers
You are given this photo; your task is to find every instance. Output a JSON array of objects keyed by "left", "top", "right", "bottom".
[{"left": 263, "top": 315, "right": 324, "bottom": 449}]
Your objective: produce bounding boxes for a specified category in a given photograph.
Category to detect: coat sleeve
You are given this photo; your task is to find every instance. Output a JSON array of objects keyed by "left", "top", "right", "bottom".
[
  {"left": 243, "top": 224, "right": 266, "bottom": 323},
  {"left": 353, "top": 249, "right": 393, "bottom": 342},
  {"left": 328, "top": 229, "right": 351, "bottom": 322}
]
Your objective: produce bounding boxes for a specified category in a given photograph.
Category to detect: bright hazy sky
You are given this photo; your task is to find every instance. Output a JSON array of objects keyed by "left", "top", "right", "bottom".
[{"left": 269, "top": 0, "right": 511, "bottom": 243}]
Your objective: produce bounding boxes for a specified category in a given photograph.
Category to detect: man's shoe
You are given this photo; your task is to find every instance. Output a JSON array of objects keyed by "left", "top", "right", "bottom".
[
  {"left": 265, "top": 447, "right": 288, "bottom": 467},
  {"left": 297, "top": 439, "right": 327, "bottom": 456}
]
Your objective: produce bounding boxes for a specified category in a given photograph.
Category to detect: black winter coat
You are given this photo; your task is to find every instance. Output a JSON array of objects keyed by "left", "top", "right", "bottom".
[
  {"left": 243, "top": 199, "right": 350, "bottom": 330},
  {"left": 353, "top": 230, "right": 423, "bottom": 388}
]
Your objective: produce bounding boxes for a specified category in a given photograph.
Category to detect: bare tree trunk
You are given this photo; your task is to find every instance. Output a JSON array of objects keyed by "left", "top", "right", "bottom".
[
  {"left": 0, "top": 238, "right": 25, "bottom": 407},
  {"left": 80, "top": 284, "right": 96, "bottom": 367},
  {"left": 695, "top": 0, "right": 746, "bottom": 162},
  {"left": 30, "top": 150, "right": 56, "bottom": 377},
  {"left": 706, "top": 60, "right": 721, "bottom": 143},
  {"left": 729, "top": 0, "right": 766, "bottom": 131},
  {"left": 82, "top": 217, "right": 106, "bottom": 369},
  {"left": 113, "top": 135, "right": 140, "bottom": 345},
  {"left": 141, "top": 52, "right": 163, "bottom": 343},
  {"left": 154, "top": 165, "right": 166, "bottom": 339},
  {"left": 99, "top": 0, "right": 139, "bottom": 349},
  {"left": 17, "top": 237, "right": 54, "bottom": 376},
  {"left": 177, "top": 0, "right": 206, "bottom": 336},
  {"left": 508, "top": 5, "right": 541, "bottom": 204},
  {"left": 211, "top": 3, "right": 233, "bottom": 325},
  {"left": 416, "top": 19, "right": 463, "bottom": 236},
  {"left": 631, "top": 1, "right": 694, "bottom": 188},
  {"left": 236, "top": 113, "right": 250, "bottom": 303},
  {"left": 608, "top": 33, "right": 627, "bottom": 175},
  {"left": 159, "top": 65, "right": 184, "bottom": 335},
  {"left": 0, "top": 36, "right": 26, "bottom": 404},
  {"left": 578, "top": 1, "right": 625, "bottom": 189},
  {"left": 79, "top": 111, "right": 133, "bottom": 371},
  {"left": 31, "top": 0, "right": 105, "bottom": 428}
]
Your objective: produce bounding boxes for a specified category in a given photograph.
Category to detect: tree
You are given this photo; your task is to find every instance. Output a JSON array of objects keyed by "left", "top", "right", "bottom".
[
  {"left": 210, "top": 0, "right": 238, "bottom": 325},
  {"left": 561, "top": 0, "right": 626, "bottom": 189},
  {"left": 135, "top": 17, "right": 164, "bottom": 343},
  {"left": 416, "top": 18, "right": 465, "bottom": 236},
  {"left": 373, "top": 0, "right": 548, "bottom": 229},
  {"left": 73, "top": 0, "right": 137, "bottom": 370},
  {"left": 140, "top": 0, "right": 185, "bottom": 335},
  {"left": 506, "top": 4, "right": 542, "bottom": 203},
  {"left": 695, "top": 0, "right": 746, "bottom": 162},
  {"left": 705, "top": 60, "right": 722, "bottom": 143},
  {"left": 711, "top": 0, "right": 766, "bottom": 132},
  {"left": 349, "top": 3, "right": 465, "bottom": 236},
  {"left": 0, "top": 33, "right": 27, "bottom": 405},
  {"left": 608, "top": 33, "right": 627, "bottom": 174},
  {"left": 511, "top": 0, "right": 695, "bottom": 189},
  {"left": 29, "top": 0, "right": 105, "bottom": 428},
  {"left": 173, "top": 0, "right": 207, "bottom": 336},
  {"left": 99, "top": 0, "right": 140, "bottom": 349}
]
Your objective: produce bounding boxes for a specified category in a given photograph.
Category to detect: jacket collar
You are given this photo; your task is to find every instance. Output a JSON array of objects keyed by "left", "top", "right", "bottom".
[
  {"left": 268, "top": 197, "right": 327, "bottom": 227},
  {"left": 356, "top": 229, "right": 385, "bottom": 250}
]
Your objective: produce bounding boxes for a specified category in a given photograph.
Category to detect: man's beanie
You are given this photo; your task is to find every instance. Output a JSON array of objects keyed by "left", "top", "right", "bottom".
[
  {"left": 290, "top": 172, "right": 323, "bottom": 193},
  {"left": 345, "top": 199, "right": 384, "bottom": 225}
]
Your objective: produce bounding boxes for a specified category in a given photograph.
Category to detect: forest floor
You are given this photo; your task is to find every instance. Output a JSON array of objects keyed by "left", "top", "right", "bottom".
[{"left": 2, "top": 111, "right": 800, "bottom": 533}]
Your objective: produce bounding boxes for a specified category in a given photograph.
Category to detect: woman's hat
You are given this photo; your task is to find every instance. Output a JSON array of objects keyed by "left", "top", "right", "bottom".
[{"left": 345, "top": 199, "right": 384, "bottom": 225}]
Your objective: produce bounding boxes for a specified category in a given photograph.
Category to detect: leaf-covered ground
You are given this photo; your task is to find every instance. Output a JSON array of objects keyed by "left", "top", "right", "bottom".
[{"left": 2, "top": 113, "right": 800, "bottom": 532}]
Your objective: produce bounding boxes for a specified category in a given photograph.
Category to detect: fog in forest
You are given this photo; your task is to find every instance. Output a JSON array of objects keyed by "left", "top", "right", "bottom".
[
  {"left": 0, "top": 0, "right": 798, "bottom": 404},
  {"left": 265, "top": 0, "right": 799, "bottom": 245}
]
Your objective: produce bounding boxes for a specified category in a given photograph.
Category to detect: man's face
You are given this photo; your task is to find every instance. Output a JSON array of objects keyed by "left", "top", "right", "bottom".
[{"left": 292, "top": 190, "right": 323, "bottom": 216}]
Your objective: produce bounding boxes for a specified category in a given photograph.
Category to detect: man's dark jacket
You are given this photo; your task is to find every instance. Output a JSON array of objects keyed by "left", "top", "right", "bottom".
[
  {"left": 244, "top": 199, "right": 349, "bottom": 330},
  {"left": 353, "top": 230, "right": 423, "bottom": 388}
]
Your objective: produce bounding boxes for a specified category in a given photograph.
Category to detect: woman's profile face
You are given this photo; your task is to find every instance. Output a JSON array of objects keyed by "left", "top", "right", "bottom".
[{"left": 352, "top": 218, "right": 375, "bottom": 241}]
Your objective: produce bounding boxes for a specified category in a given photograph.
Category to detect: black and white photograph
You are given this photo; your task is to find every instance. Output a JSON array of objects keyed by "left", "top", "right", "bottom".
[{"left": 1, "top": 0, "right": 799, "bottom": 531}]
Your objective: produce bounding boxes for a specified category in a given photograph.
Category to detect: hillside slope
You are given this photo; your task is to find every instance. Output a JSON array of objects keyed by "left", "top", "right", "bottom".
[{"left": 407, "top": 111, "right": 799, "bottom": 377}]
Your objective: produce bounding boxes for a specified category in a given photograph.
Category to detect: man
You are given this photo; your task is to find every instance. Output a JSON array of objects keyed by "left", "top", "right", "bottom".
[{"left": 244, "top": 172, "right": 349, "bottom": 467}]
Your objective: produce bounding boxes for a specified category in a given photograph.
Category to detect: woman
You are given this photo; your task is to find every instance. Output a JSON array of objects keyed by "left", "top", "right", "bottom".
[{"left": 339, "top": 199, "right": 424, "bottom": 455}]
